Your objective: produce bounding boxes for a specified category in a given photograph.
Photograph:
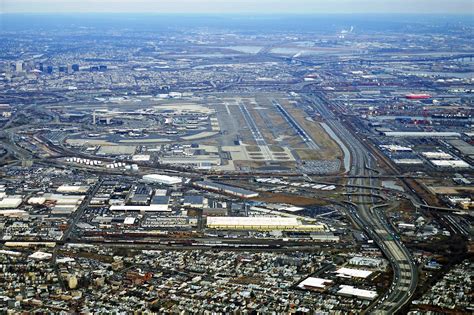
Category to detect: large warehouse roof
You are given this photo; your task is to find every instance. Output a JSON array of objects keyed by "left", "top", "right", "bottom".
[
  {"left": 194, "top": 181, "right": 258, "bottom": 198},
  {"left": 206, "top": 216, "right": 325, "bottom": 231},
  {"left": 110, "top": 204, "right": 171, "bottom": 212},
  {"left": 384, "top": 131, "right": 460, "bottom": 138},
  {"left": 142, "top": 174, "right": 182, "bottom": 185},
  {"left": 0, "top": 196, "right": 23, "bottom": 209},
  {"left": 430, "top": 160, "right": 470, "bottom": 168},
  {"left": 207, "top": 216, "right": 299, "bottom": 227}
]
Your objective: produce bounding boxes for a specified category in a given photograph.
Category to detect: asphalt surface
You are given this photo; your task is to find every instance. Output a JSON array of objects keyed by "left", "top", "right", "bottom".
[{"left": 306, "top": 92, "right": 418, "bottom": 314}]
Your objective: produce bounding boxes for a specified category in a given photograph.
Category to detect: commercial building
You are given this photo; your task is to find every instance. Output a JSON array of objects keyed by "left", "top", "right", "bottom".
[
  {"left": 337, "top": 285, "right": 378, "bottom": 300},
  {"left": 349, "top": 257, "right": 384, "bottom": 268},
  {"left": 142, "top": 174, "right": 183, "bottom": 186},
  {"left": 335, "top": 267, "right": 373, "bottom": 279},
  {"left": 298, "top": 277, "right": 333, "bottom": 291}
]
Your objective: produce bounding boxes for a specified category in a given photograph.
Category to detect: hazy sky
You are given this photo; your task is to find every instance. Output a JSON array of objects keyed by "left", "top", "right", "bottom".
[{"left": 1, "top": 0, "right": 473, "bottom": 14}]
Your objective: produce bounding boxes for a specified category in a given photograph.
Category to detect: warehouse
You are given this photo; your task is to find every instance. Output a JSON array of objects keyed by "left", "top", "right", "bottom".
[
  {"left": 142, "top": 174, "right": 182, "bottom": 186},
  {"left": 159, "top": 156, "right": 221, "bottom": 168},
  {"left": 379, "top": 145, "right": 412, "bottom": 152},
  {"left": 194, "top": 181, "right": 259, "bottom": 199},
  {"left": 110, "top": 204, "right": 171, "bottom": 212},
  {"left": 430, "top": 160, "right": 470, "bottom": 169},
  {"left": 206, "top": 216, "right": 325, "bottom": 231},
  {"left": 183, "top": 195, "right": 206, "bottom": 208},
  {"left": 57, "top": 185, "right": 90, "bottom": 194},
  {"left": 421, "top": 152, "right": 454, "bottom": 159},
  {"left": 393, "top": 159, "right": 423, "bottom": 165},
  {"left": 0, "top": 196, "right": 23, "bottom": 209},
  {"left": 384, "top": 131, "right": 461, "bottom": 138}
]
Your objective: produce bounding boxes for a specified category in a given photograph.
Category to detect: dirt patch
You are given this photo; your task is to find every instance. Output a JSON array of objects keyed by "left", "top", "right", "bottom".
[{"left": 253, "top": 192, "right": 328, "bottom": 206}]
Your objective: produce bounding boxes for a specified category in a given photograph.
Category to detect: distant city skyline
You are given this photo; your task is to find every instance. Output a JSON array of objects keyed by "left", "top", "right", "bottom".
[{"left": 1, "top": 0, "right": 473, "bottom": 14}]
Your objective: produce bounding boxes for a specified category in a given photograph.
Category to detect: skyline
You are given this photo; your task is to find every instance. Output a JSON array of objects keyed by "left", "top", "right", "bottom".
[{"left": 2, "top": 0, "right": 474, "bottom": 14}]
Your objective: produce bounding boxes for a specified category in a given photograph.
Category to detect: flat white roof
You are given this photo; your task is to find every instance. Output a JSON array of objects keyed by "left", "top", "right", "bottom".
[
  {"left": 380, "top": 145, "right": 412, "bottom": 152},
  {"left": 393, "top": 159, "right": 423, "bottom": 164},
  {"left": 132, "top": 154, "right": 151, "bottom": 161},
  {"left": 28, "top": 251, "right": 53, "bottom": 260},
  {"left": 431, "top": 160, "right": 470, "bottom": 168},
  {"left": 142, "top": 174, "right": 182, "bottom": 185},
  {"left": 0, "top": 197, "right": 23, "bottom": 209},
  {"left": 337, "top": 285, "right": 378, "bottom": 300},
  {"left": 298, "top": 277, "right": 333, "bottom": 289},
  {"left": 207, "top": 216, "right": 299, "bottom": 227},
  {"left": 0, "top": 209, "right": 28, "bottom": 217},
  {"left": 336, "top": 267, "right": 373, "bottom": 278},
  {"left": 421, "top": 152, "right": 453, "bottom": 159},
  {"left": 57, "top": 185, "right": 89, "bottom": 193},
  {"left": 28, "top": 197, "right": 46, "bottom": 205},
  {"left": 284, "top": 206, "right": 305, "bottom": 212},
  {"left": 384, "top": 131, "right": 460, "bottom": 137},
  {"left": 110, "top": 205, "right": 171, "bottom": 212},
  {"left": 124, "top": 217, "right": 136, "bottom": 224}
]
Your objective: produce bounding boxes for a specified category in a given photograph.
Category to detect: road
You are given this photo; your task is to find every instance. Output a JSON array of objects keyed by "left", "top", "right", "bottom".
[
  {"left": 307, "top": 92, "right": 418, "bottom": 314},
  {"left": 61, "top": 178, "right": 103, "bottom": 241}
]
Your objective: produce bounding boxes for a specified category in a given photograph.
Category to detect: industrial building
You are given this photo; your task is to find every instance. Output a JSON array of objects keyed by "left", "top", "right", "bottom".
[
  {"left": 0, "top": 196, "right": 23, "bottom": 209},
  {"left": 430, "top": 160, "right": 470, "bottom": 169},
  {"left": 183, "top": 195, "right": 206, "bottom": 209},
  {"left": 159, "top": 156, "right": 221, "bottom": 168},
  {"left": 383, "top": 131, "right": 461, "bottom": 138},
  {"left": 206, "top": 216, "right": 325, "bottom": 231},
  {"left": 194, "top": 181, "right": 259, "bottom": 199},
  {"left": 109, "top": 204, "right": 171, "bottom": 212}
]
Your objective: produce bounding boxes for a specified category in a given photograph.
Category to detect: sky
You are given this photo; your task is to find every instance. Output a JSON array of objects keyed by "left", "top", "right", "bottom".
[{"left": 1, "top": 0, "right": 473, "bottom": 14}]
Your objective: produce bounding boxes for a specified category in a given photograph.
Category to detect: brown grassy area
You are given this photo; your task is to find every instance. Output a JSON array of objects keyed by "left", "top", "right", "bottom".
[
  {"left": 278, "top": 98, "right": 342, "bottom": 160},
  {"left": 269, "top": 145, "right": 285, "bottom": 152},
  {"left": 253, "top": 192, "right": 328, "bottom": 206},
  {"left": 245, "top": 145, "right": 261, "bottom": 152},
  {"left": 406, "top": 179, "right": 442, "bottom": 207},
  {"left": 244, "top": 99, "right": 278, "bottom": 145},
  {"left": 229, "top": 104, "right": 256, "bottom": 145}
]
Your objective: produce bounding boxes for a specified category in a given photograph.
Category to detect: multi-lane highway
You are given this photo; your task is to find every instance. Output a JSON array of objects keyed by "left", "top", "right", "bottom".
[{"left": 306, "top": 92, "right": 418, "bottom": 314}]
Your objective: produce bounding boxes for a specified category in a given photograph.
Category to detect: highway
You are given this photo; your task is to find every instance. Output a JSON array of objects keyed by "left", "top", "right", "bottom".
[{"left": 306, "top": 92, "right": 418, "bottom": 314}]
